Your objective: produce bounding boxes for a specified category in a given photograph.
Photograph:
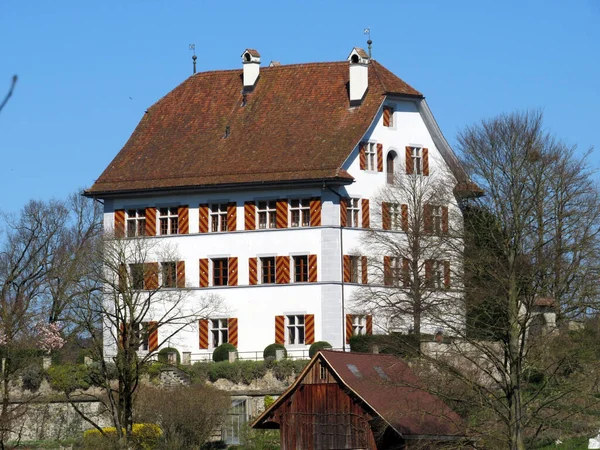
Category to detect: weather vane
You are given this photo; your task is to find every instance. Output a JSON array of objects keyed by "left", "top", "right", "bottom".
[
  {"left": 364, "top": 28, "right": 372, "bottom": 59},
  {"left": 189, "top": 44, "right": 197, "bottom": 74}
]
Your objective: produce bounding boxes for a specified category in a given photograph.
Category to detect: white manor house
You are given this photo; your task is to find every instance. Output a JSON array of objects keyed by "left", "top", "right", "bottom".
[{"left": 86, "top": 47, "right": 478, "bottom": 361}]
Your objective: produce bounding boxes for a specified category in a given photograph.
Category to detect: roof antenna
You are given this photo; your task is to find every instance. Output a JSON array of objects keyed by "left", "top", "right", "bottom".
[
  {"left": 189, "top": 44, "right": 197, "bottom": 74},
  {"left": 364, "top": 28, "right": 372, "bottom": 59}
]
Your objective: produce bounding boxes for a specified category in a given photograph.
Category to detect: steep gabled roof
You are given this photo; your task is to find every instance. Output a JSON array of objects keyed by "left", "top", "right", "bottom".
[
  {"left": 86, "top": 60, "right": 422, "bottom": 196},
  {"left": 253, "top": 350, "right": 466, "bottom": 439}
]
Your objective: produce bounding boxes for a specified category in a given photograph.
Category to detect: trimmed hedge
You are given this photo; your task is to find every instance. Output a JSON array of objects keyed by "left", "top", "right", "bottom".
[
  {"left": 308, "top": 341, "right": 332, "bottom": 358},
  {"left": 263, "top": 343, "right": 287, "bottom": 360},
  {"left": 212, "top": 343, "right": 237, "bottom": 362},
  {"left": 157, "top": 347, "right": 180, "bottom": 365},
  {"left": 349, "top": 333, "right": 420, "bottom": 357}
]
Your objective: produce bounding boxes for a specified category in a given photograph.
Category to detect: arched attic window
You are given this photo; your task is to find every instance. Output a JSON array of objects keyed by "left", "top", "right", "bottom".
[{"left": 387, "top": 151, "right": 397, "bottom": 184}]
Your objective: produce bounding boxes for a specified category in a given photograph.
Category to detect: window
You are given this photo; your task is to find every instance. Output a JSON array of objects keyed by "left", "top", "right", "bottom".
[
  {"left": 290, "top": 199, "right": 310, "bottom": 227},
  {"left": 383, "top": 106, "right": 394, "bottom": 127},
  {"left": 161, "top": 262, "right": 177, "bottom": 288},
  {"left": 319, "top": 362, "right": 327, "bottom": 380},
  {"left": 349, "top": 256, "right": 364, "bottom": 283},
  {"left": 387, "top": 257, "right": 402, "bottom": 287},
  {"left": 410, "top": 147, "right": 422, "bottom": 175},
  {"left": 222, "top": 399, "right": 248, "bottom": 445},
  {"left": 158, "top": 207, "right": 179, "bottom": 235},
  {"left": 213, "top": 258, "right": 229, "bottom": 286},
  {"left": 126, "top": 209, "right": 146, "bottom": 237},
  {"left": 426, "top": 259, "right": 450, "bottom": 289},
  {"left": 366, "top": 143, "right": 376, "bottom": 171},
  {"left": 432, "top": 260, "right": 445, "bottom": 289},
  {"left": 257, "top": 201, "right": 276, "bottom": 229},
  {"left": 431, "top": 205, "right": 442, "bottom": 234},
  {"left": 352, "top": 315, "right": 367, "bottom": 336},
  {"left": 129, "top": 264, "right": 144, "bottom": 290},
  {"left": 287, "top": 315, "right": 305, "bottom": 345},
  {"left": 211, "top": 319, "right": 229, "bottom": 348},
  {"left": 389, "top": 203, "right": 401, "bottom": 230},
  {"left": 293, "top": 255, "right": 308, "bottom": 282},
  {"left": 210, "top": 204, "right": 228, "bottom": 232},
  {"left": 346, "top": 198, "right": 360, "bottom": 227},
  {"left": 386, "top": 151, "right": 396, "bottom": 184},
  {"left": 261, "top": 257, "right": 276, "bottom": 284},
  {"left": 138, "top": 322, "right": 150, "bottom": 351}
]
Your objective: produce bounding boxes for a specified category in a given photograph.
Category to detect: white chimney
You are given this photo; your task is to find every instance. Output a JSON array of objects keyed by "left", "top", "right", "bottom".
[
  {"left": 347, "top": 47, "right": 369, "bottom": 105},
  {"left": 242, "top": 49, "right": 261, "bottom": 90}
]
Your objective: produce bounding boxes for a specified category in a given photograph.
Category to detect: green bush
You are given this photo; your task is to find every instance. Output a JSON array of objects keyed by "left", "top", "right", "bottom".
[
  {"left": 264, "top": 395, "right": 275, "bottom": 409},
  {"left": 239, "top": 360, "right": 267, "bottom": 384},
  {"left": 263, "top": 343, "right": 287, "bottom": 360},
  {"left": 21, "top": 364, "right": 44, "bottom": 392},
  {"left": 157, "top": 347, "right": 180, "bottom": 365},
  {"left": 47, "top": 364, "right": 90, "bottom": 393},
  {"left": 212, "top": 343, "right": 237, "bottom": 362},
  {"left": 349, "top": 333, "right": 420, "bottom": 357},
  {"left": 189, "top": 361, "right": 210, "bottom": 383},
  {"left": 83, "top": 423, "right": 162, "bottom": 450},
  {"left": 308, "top": 341, "right": 332, "bottom": 358},
  {"left": 208, "top": 361, "right": 242, "bottom": 383}
]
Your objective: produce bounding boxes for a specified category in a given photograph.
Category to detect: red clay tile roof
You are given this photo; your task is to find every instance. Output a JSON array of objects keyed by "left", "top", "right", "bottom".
[{"left": 86, "top": 60, "right": 422, "bottom": 196}]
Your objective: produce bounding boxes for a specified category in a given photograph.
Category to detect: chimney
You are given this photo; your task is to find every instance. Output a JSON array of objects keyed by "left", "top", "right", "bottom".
[
  {"left": 347, "top": 47, "right": 369, "bottom": 105},
  {"left": 242, "top": 49, "right": 261, "bottom": 90}
]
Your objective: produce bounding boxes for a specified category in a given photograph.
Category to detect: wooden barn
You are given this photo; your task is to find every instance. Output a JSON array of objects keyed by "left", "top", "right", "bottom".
[{"left": 252, "top": 350, "right": 468, "bottom": 449}]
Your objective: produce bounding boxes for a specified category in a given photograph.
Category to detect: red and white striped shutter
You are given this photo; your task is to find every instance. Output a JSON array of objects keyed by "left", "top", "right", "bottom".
[
  {"left": 424, "top": 204, "right": 432, "bottom": 233},
  {"left": 304, "top": 314, "right": 315, "bottom": 345},
  {"left": 276, "top": 256, "right": 290, "bottom": 284},
  {"left": 114, "top": 210, "right": 125, "bottom": 237},
  {"left": 444, "top": 261, "right": 451, "bottom": 288},
  {"left": 275, "top": 315, "right": 285, "bottom": 345},
  {"left": 359, "top": 142, "right": 366, "bottom": 170},
  {"left": 402, "top": 258, "right": 410, "bottom": 288},
  {"left": 310, "top": 198, "right": 321, "bottom": 226},
  {"left": 244, "top": 201, "right": 256, "bottom": 230},
  {"left": 199, "top": 319, "right": 209, "bottom": 349},
  {"left": 148, "top": 321, "right": 159, "bottom": 352},
  {"left": 118, "top": 323, "right": 125, "bottom": 348},
  {"left": 383, "top": 107, "right": 390, "bottom": 127},
  {"left": 442, "top": 206, "right": 449, "bottom": 234},
  {"left": 361, "top": 256, "right": 368, "bottom": 284},
  {"left": 405, "top": 146, "right": 414, "bottom": 174},
  {"left": 276, "top": 199, "right": 288, "bottom": 228},
  {"left": 199, "top": 204, "right": 209, "bottom": 233},
  {"left": 382, "top": 202, "right": 390, "bottom": 230},
  {"left": 308, "top": 254, "right": 318, "bottom": 283},
  {"left": 425, "top": 260, "right": 433, "bottom": 286},
  {"left": 227, "top": 203, "right": 237, "bottom": 231},
  {"left": 422, "top": 148, "right": 429, "bottom": 176},
  {"left": 228, "top": 257, "right": 238, "bottom": 286},
  {"left": 176, "top": 261, "right": 185, "bottom": 288},
  {"left": 340, "top": 198, "right": 348, "bottom": 227},
  {"left": 145, "top": 207, "right": 156, "bottom": 236},
  {"left": 383, "top": 256, "right": 392, "bottom": 286},
  {"left": 401, "top": 204, "right": 409, "bottom": 232},
  {"left": 362, "top": 199, "right": 370, "bottom": 228},
  {"left": 144, "top": 263, "right": 159, "bottom": 290},
  {"left": 228, "top": 318, "right": 238, "bottom": 348},
  {"left": 343, "top": 255, "right": 351, "bottom": 283},
  {"left": 346, "top": 314, "right": 353, "bottom": 344},
  {"left": 377, "top": 143, "right": 383, "bottom": 172},
  {"left": 249, "top": 257, "right": 258, "bottom": 285},
  {"left": 178, "top": 205, "right": 189, "bottom": 234},
  {"left": 366, "top": 315, "right": 373, "bottom": 335},
  {"left": 199, "top": 259, "right": 209, "bottom": 287}
]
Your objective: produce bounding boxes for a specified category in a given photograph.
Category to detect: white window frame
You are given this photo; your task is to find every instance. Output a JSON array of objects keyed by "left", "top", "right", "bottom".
[
  {"left": 388, "top": 257, "right": 402, "bottom": 287},
  {"left": 222, "top": 398, "right": 248, "bottom": 445},
  {"left": 210, "top": 203, "right": 228, "bottom": 232},
  {"left": 158, "top": 207, "right": 179, "bottom": 235},
  {"left": 366, "top": 142, "right": 376, "bottom": 171},
  {"left": 290, "top": 199, "right": 310, "bottom": 227},
  {"left": 293, "top": 255, "right": 309, "bottom": 283},
  {"left": 390, "top": 203, "right": 401, "bottom": 230},
  {"left": 352, "top": 315, "right": 366, "bottom": 336},
  {"left": 349, "top": 255, "right": 364, "bottom": 284},
  {"left": 161, "top": 261, "right": 177, "bottom": 288},
  {"left": 287, "top": 314, "right": 305, "bottom": 345},
  {"left": 211, "top": 318, "right": 229, "bottom": 348},
  {"left": 126, "top": 209, "right": 146, "bottom": 237},
  {"left": 411, "top": 146, "right": 422, "bottom": 175},
  {"left": 257, "top": 201, "right": 276, "bottom": 229},
  {"left": 260, "top": 256, "right": 276, "bottom": 284},
  {"left": 431, "top": 205, "right": 442, "bottom": 234},
  {"left": 347, "top": 198, "right": 360, "bottom": 228},
  {"left": 433, "top": 260, "right": 445, "bottom": 289}
]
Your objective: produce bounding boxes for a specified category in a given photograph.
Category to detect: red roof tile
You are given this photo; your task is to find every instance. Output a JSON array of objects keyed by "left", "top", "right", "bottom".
[{"left": 86, "top": 60, "right": 422, "bottom": 196}]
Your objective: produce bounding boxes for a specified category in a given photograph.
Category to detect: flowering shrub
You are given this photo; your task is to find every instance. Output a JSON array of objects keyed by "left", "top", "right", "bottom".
[
  {"left": 83, "top": 423, "right": 162, "bottom": 449},
  {"left": 34, "top": 322, "right": 65, "bottom": 352}
]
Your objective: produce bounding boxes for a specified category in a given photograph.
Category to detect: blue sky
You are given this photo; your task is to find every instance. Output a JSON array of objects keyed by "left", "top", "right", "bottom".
[{"left": 1, "top": 0, "right": 599, "bottom": 214}]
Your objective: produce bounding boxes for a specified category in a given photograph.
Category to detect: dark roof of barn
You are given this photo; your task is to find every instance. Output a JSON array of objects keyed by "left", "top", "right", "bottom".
[
  {"left": 253, "top": 350, "right": 466, "bottom": 439},
  {"left": 86, "top": 60, "right": 423, "bottom": 196}
]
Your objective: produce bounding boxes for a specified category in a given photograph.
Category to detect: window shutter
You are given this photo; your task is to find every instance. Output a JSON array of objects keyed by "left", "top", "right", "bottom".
[
  {"left": 178, "top": 205, "right": 189, "bottom": 234},
  {"left": 310, "top": 197, "right": 321, "bottom": 226},
  {"left": 442, "top": 206, "right": 449, "bottom": 234},
  {"left": 228, "top": 318, "right": 238, "bottom": 348},
  {"left": 383, "top": 256, "right": 392, "bottom": 286},
  {"left": 422, "top": 148, "right": 429, "bottom": 176},
  {"left": 144, "top": 263, "right": 159, "bottom": 290},
  {"left": 148, "top": 321, "right": 159, "bottom": 352},
  {"left": 114, "top": 210, "right": 125, "bottom": 237},
  {"left": 118, "top": 263, "right": 128, "bottom": 292},
  {"left": 275, "top": 315, "right": 285, "bottom": 345},
  {"left": 359, "top": 142, "right": 366, "bottom": 170},
  {"left": 305, "top": 314, "right": 315, "bottom": 345},
  {"left": 340, "top": 198, "right": 348, "bottom": 227},
  {"left": 377, "top": 143, "right": 383, "bottom": 172},
  {"left": 199, "top": 204, "right": 209, "bottom": 233},
  {"left": 199, "top": 259, "right": 209, "bottom": 287},
  {"left": 199, "top": 319, "right": 209, "bottom": 349},
  {"left": 227, "top": 202, "right": 237, "bottom": 231},
  {"left": 343, "top": 255, "right": 351, "bottom": 283},
  {"left": 425, "top": 260, "right": 433, "bottom": 287},
  {"left": 366, "top": 315, "right": 373, "bottom": 335},
  {"left": 382, "top": 202, "right": 390, "bottom": 230},
  {"left": 401, "top": 204, "right": 409, "bottom": 232},
  {"left": 346, "top": 314, "right": 353, "bottom": 344},
  {"left": 424, "top": 204, "right": 432, "bottom": 233},
  {"left": 145, "top": 207, "right": 156, "bottom": 236},
  {"left": 249, "top": 257, "right": 258, "bottom": 285},
  {"left": 402, "top": 258, "right": 410, "bottom": 288},
  {"left": 444, "top": 261, "right": 451, "bottom": 288},
  {"left": 228, "top": 257, "right": 238, "bottom": 286},
  {"left": 361, "top": 199, "right": 370, "bottom": 228},
  {"left": 276, "top": 256, "right": 290, "bottom": 284},
  {"left": 361, "top": 256, "right": 368, "bottom": 284},
  {"left": 383, "top": 107, "right": 391, "bottom": 127},
  {"left": 244, "top": 201, "right": 256, "bottom": 230},
  {"left": 176, "top": 261, "right": 185, "bottom": 288},
  {"left": 118, "top": 323, "right": 125, "bottom": 349},
  {"left": 308, "top": 254, "right": 318, "bottom": 283},
  {"left": 276, "top": 199, "right": 288, "bottom": 228},
  {"left": 405, "top": 146, "right": 414, "bottom": 174}
]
